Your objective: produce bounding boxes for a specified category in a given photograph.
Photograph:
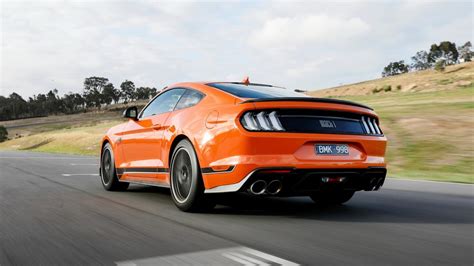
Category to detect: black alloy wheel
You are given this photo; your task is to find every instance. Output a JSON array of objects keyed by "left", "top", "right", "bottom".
[{"left": 100, "top": 143, "right": 129, "bottom": 191}]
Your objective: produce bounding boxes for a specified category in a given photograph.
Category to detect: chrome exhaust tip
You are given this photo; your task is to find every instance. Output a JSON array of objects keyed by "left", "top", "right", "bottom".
[
  {"left": 370, "top": 178, "right": 377, "bottom": 190},
  {"left": 266, "top": 180, "right": 283, "bottom": 195},
  {"left": 249, "top": 180, "right": 267, "bottom": 195},
  {"left": 374, "top": 178, "right": 384, "bottom": 191}
]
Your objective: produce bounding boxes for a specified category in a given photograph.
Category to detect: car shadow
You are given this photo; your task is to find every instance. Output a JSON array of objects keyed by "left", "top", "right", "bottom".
[{"left": 126, "top": 185, "right": 473, "bottom": 225}]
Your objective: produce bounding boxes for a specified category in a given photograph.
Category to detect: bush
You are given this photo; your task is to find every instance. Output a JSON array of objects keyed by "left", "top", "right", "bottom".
[
  {"left": 396, "top": 85, "right": 402, "bottom": 90},
  {"left": 383, "top": 85, "right": 392, "bottom": 92},
  {"left": 372, "top": 87, "right": 382, "bottom": 94},
  {"left": 0, "top": 125, "right": 8, "bottom": 142}
]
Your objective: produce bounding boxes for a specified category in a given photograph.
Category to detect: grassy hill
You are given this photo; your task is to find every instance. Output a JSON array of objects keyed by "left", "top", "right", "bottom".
[
  {"left": 0, "top": 63, "right": 472, "bottom": 183},
  {"left": 311, "top": 62, "right": 473, "bottom": 97},
  {"left": 309, "top": 62, "right": 474, "bottom": 183}
]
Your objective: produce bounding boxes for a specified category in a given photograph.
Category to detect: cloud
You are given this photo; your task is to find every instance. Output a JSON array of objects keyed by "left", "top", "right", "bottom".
[
  {"left": 0, "top": 1, "right": 472, "bottom": 98},
  {"left": 250, "top": 15, "right": 370, "bottom": 50},
  {"left": 286, "top": 58, "right": 333, "bottom": 78}
]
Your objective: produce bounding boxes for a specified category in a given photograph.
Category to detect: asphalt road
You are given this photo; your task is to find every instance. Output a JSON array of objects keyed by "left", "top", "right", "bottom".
[{"left": 1, "top": 151, "right": 472, "bottom": 265}]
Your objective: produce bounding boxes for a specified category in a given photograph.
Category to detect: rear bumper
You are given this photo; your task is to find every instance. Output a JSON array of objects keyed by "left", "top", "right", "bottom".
[
  {"left": 204, "top": 166, "right": 387, "bottom": 194},
  {"left": 200, "top": 126, "right": 387, "bottom": 193}
]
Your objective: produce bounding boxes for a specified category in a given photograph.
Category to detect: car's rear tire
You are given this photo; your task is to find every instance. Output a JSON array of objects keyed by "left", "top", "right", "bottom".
[
  {"left": 170, "top": 139, "right": 215, "bottom": 212},
  {"left": 310, "top": 190, "right": 355, "bottom": 205},
  {"left": 100, "top": 143, "right": 129, "bottom": 191}
]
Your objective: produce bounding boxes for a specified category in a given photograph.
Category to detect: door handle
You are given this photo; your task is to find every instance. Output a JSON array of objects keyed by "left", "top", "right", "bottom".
[{"left": 152, "top": 124, "right": 161, "bottom": 130}]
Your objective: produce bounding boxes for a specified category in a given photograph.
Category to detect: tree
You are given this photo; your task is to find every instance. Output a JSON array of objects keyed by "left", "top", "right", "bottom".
[
  {"left": 434, "top": 59, "right": 446, "bottom": 72},
  {"left": 83, "top": 77, "right": 109, "bottom": 109},
  {"left": 102, "top": 83, "right": 116, "bottom": 106},
  {"left": 111, "top": 86, "right": 121, "bottom": 104},
  {"left": 382, "top": 61, "right": 409, "bottom": 77},
  {"left": 7, "top": 93, "right": 29, "bottom": 119},
  {"left": 411, "top": 50, "right": 431, "bottom": 70},
  {"left": 62, "top": 93, "right": 76, "bottom": 113},
  {"left": 135, "top": 87, "right": 158, "bottom": 100},
  {"left": 458, "top": 41, "right": 473, "bottom": 62},
  {"left": 45, "top": 89, "right": 63, "bottom": 114},
  {"left": 72, "top": 93, "right": 85, "bottom": 110},
  {"left": 61, "top": 92, "right": 84, "bottom": 113},
  {"left": 428, "top": 41, "right": 459, "bottom": 65},
  {"left": 120, "top": 80, "right": 136, "bottom": 103},
  {"left": 0, "top": 96, "right": 10, "bottom": 120},
  {"left": 0, "top": 125, "right": 8, "bottom": 142}
]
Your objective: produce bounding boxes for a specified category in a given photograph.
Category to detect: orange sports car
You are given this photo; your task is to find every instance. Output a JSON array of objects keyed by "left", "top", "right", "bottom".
[{"left": 100, "top": 80, "right": 387, "bottom": 212}]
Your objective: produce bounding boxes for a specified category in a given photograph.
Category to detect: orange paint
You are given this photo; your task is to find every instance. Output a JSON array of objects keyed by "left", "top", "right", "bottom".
[{"left": 102, "top": 82, "right": 387, "bottom": 190}]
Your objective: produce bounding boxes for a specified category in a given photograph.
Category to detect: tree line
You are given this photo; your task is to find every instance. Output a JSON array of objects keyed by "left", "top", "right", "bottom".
[
  {"left": 0, "top": 77, "right": 158, "bottom": 121},
  {"left": 382, "top": 41, "right": 473, "bottom": 77}
]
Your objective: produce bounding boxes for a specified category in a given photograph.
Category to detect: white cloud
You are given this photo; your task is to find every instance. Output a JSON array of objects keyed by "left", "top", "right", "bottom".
[
  {"left": 250, "top": 15, "right": 370, "bottom": 50},
  {"left": 0, "top": 1, "right": 472, "bottom": 98},
  {"left": 286, "top": 58, "right": 333, "bottom": 78}
]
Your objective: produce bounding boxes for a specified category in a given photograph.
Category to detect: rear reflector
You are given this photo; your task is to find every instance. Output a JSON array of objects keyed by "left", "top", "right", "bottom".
[{"left": 321, "top": 177, "right": 346, "bottom": 183}]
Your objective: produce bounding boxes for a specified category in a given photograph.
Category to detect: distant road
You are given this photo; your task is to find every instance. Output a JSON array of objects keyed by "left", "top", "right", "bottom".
[{"left": 1, "top": 151, "right": 472, "bottom": 265}]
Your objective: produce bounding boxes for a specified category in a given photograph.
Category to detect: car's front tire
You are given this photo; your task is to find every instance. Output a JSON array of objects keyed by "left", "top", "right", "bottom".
[
  {"left": 100, "top": 143, "right": 129, "bottom": 191},
  {"left": 170, "top": 139, "right": 215, "bottom": 212},
  {"left": 310, "top": 190, "right": 355, "bottom": 205}
]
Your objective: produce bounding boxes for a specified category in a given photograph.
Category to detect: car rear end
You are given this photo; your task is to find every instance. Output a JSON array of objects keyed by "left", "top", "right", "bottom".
[{"left": 203, "top": 83, "right": 387, "bottom": 196}]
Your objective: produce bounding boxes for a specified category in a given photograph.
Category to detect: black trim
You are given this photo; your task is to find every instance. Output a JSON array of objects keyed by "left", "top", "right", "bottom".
[
  {"left": 240, "top": 97, "right": 373, "bottom": 110},
  {"left": 201, "top": 165, "right": 235, "bottom": 174},
  {"left": 116, "top": 167, "right": 169, "bottom": 175}
]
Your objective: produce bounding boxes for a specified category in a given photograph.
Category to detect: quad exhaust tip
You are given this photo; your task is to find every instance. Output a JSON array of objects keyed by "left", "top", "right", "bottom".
[
  {"left": 249, "top": 179, "right": 283, "bottom": 195},
  {"left": 374, "top": 178, "right": 384, "bottom": 190},
  {"left": 266, "top": 180, "right": 283, "bottom": 195},
  {"left": 249, "top": 180, "right": 267, "bottom": 195}
]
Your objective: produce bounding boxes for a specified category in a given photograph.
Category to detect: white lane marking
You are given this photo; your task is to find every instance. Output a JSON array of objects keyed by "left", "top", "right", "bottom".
[
  {"left": 69, "top": 163, "right": 98, "bottom": 166},
  {"left": 222, "top": 253, "right": 256, "bottom": 266},
  {"left": 240, "top": 247, "right": 299, "bottom": 266},
  {"left": 223, "top": 251, "right": 271, "bottom": 265},
  {"left": 116, "top": 246, "right": 298, "bottom": 266},
  {"left": 62, "top": 174, "right": 99, "bottom": 177}
]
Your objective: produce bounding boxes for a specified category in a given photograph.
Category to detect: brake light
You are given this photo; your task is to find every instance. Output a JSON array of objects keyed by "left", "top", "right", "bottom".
[{"left": 240, "top": 111, "right": 285, "bottom": 131}]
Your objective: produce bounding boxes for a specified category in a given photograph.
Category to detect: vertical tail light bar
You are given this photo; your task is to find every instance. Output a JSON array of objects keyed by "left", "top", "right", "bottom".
[
  {"left": 361, "top": 116, "right": 383, "bottom": 135},
  {"left": 240, "top": 111, "right": 285, "bottom": 131}
]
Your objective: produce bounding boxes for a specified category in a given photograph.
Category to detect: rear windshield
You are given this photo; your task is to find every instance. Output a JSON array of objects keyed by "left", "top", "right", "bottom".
[{"left": 207, "top": 83, "right": 307, "bottom": 99}]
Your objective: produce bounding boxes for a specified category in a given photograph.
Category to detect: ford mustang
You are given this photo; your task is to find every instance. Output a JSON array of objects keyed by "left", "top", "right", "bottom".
[{"left": 100, "top": 80, "right": 387, "bottom": 212}]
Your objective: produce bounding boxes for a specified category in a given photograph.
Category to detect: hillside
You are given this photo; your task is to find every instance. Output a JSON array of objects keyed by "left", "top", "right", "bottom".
[
  {"left": 310, "top": 62, "right": 473, "bottom": 97},
  {"left": 0, "top": 64, "right": 473, "bottom": 183},
  {"left": 309, "top": 62, "right": 474, "bottom": 183}
]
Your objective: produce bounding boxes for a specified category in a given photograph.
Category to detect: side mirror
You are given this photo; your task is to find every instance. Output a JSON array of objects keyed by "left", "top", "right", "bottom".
[{"left": 123, "top": 106, "right": 138, "bottom": 120}]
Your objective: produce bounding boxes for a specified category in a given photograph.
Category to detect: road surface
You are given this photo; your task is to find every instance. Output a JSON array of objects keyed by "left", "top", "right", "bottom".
[{"left": 0, "top": 151, "right": 472, "bottom": 265}]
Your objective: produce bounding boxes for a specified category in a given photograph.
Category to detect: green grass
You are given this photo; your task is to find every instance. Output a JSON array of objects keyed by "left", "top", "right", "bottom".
[
  {"left": 336, "top": 86, "right": 474, "bottom": 183},
  {"left": 0, "top": 120, "right": 121, "bottom": 156}
]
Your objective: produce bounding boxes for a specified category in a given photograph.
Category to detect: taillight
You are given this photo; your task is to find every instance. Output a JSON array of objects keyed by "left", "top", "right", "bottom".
[
  {"left": 240, "top": 111, "right": 285, "bottom": 131},
  {"left": 361, "top": 116, "right": 382, "bottom": 135}
]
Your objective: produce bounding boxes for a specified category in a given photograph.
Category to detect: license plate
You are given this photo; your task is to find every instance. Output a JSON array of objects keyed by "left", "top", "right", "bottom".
[{"left": 315, "top": 144, "right": 349, "bottom": 155}]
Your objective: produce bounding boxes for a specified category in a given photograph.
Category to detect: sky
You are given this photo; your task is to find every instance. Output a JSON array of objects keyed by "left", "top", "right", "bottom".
[{"left": 0, "top": 0, "right": 472, "bottom": 98}]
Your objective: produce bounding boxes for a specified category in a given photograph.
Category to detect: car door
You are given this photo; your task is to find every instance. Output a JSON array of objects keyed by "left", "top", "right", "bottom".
[{"left": 119, "top": 88, "right": 186, "bottom": 182}]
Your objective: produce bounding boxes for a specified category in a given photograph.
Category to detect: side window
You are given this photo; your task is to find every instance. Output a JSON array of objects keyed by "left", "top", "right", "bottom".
[
  {"left": 175, "top": 89, "right": 205, "bottom": 110},
  {"left": 140, "top": 88, "right": 185, "bottom": 118}
]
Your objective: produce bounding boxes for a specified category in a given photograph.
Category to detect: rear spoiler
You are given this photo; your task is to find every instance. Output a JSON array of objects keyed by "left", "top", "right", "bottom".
[{"left": 240, "top": 97, "right": 373, "bottom": 110}]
